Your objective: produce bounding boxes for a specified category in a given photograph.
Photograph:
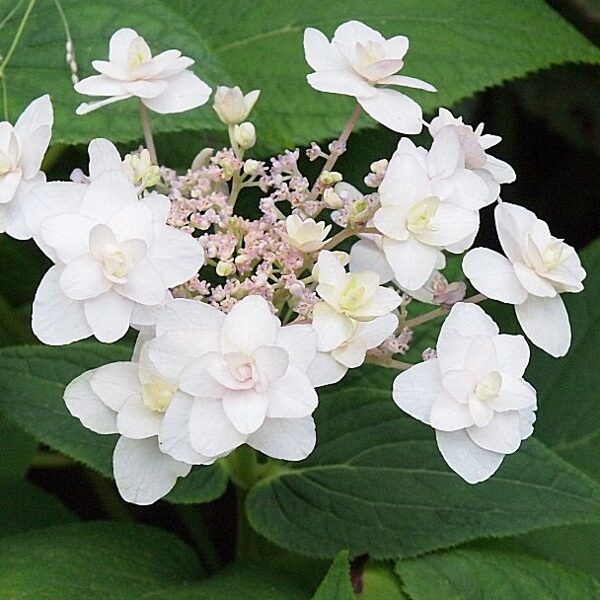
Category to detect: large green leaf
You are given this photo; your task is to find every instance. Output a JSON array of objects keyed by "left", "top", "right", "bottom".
[
  {"left": 2, "top": 0, "right": 599, "bottom": 150},
  {"left": 0, "top": 521, "right": 201, "bottom": 599},
  {"left": 143, "top": 562, "right": 311, "bottom": 599},
  {"left": 0, "top": 415, "right": 37, "bottom": 478},
  {"left": 312, "top": 551, "right": 353, "bottom": 600},
  {"left": 396, "top": 548, "right": 600, "bottom": 599},
  {"left": 0, "top": 343, "right": 228, "bottom": 504},
  {"left": 245, "top": 366, "right": 600, "bottom": 559}
]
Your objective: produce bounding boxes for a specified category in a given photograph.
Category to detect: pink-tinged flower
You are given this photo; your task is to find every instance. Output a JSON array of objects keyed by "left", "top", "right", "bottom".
[
  {"left": 0, "top": 95, "right": 53, "bottom": 239},
  {"left": 64, "top": 332, "right": 212, "bottom": 505},
  {"left": 304, "top": 21, "right": 435, "bottom": 133},
  {"left": 147, "top": 295, "right": 326, "bottom": 461},
  {"left": 393, "top": 303, "right": 537, "bottom": 483},
  {"left": 372, "top": 136, "right": 486, "bottom": 291},
  {"left": 74, "top": 28, "right": 211, "bottom": 115},
  {"left": 429, "top": 107, "right": 515, "bottom": 202},
  {"left": 463, "top": 202, "right": 585, "bottom": 357},
  {"left": 30, "top": 167, "right": 204, "bottom": 344}
]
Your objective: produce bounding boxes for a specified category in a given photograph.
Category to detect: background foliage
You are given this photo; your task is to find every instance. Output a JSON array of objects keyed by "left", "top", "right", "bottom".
[{"left": 0, "top": 0, "right": 598, "bottom": 597}]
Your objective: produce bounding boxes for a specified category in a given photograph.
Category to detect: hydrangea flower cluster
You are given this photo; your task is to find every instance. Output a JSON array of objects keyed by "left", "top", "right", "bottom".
[{"left": 1, "top": 22, "right": 585, "bottom": 504}]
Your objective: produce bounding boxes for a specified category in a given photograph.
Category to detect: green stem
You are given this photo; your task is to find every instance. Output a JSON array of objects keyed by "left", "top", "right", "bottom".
[
  {"left": 139, "top": 100, "right": 158, "bottom": 164},
  {"left": 0, "top": 292, "right": 36, "bottom": 344},
  {"left": 223, "top": 445, "right": 259, "bottom": 489},
  {"left": 235, "top": 485, "right": 263, "bottom": 561},
  {"left": 0, "top": 0, "right": 36, "bottom": 80}
]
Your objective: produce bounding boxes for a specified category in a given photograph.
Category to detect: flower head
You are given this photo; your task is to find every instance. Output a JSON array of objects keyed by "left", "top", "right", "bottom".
[
  {"left": 0, "top": 95, "right": 53, "bottom": 239},
  {"left": 393, "top": 302, "right": 537, "bottom": 483},
  {"left": 304, "top": 21, "right": 436, "bottom": 133},
  {"left": 74, "top": 28, "right": 211, "bottom": 115},
  {"left": 281, "top": 214, "right": 331, "bottom": 253},
  {"left": 463, "top": 202, "right": 586, "bottom": 356},
  {"left": 213, "top": 85, "right": 260, "bottom": 125}
]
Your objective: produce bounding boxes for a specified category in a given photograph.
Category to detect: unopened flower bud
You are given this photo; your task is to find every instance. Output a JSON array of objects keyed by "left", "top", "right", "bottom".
[
  {"left": 191, "top": 147, "right": 214, "bottom": 171},
  {"left": 281, "top": 214, "right": 331, "bottom": 253},
  {"left": 233, "top": 122, "right": 256, "bottom": 150},
  {"left": 218, "top": 158, "right": 235, "bottom": 180},
  {"left": 216, "top": 261, "right": 236, "bottom": 277},
  {"left": 323, "top": 188, "right": 344, "bottom": 209},
  {"left": 370, "top": 159, "right": 388, "bottom": 175},
  {"left": 319, "top": 170, "right": 343, "bottom": 186},
  {"left": 243, "top": 159, "right": 261, "bottom": 176},
  {"left": 123, "top": 149, "right": 160, "bottom": 188},
  {"left": 213, "top": 86, "right": 260, "bottom": 126}
]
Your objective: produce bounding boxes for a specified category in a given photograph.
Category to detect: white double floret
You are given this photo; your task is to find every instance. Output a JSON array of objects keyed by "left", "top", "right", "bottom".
[
  {"left": 304, "top": 20, "right": 436, "bottom": 133},
  {"left": 393, "top": 302, "right": 537, "bottom": 483},
  {"left": 463, "top": 202, "right": 586, "bottom": 357},
  {"left": 74, "top": 28, "right": 212, "bottom": 115}
]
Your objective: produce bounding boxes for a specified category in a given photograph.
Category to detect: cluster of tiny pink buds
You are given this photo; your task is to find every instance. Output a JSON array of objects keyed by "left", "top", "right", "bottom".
[
  {"left": 428, "top": 274, "right": 467, "bottom": 307},
  {"left": 422, "top": 347, "right": 437, "bottom": 361},
  {"left": 381, "top": 326, "right": 413, "bottom": 355},
  {"left": 364, "top": 159, "right": 388, "bottom": 188}
]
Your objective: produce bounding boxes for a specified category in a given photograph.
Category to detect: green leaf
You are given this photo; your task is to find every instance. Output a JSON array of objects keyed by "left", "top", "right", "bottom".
[
  {"left": 143, "top": 562, "right": 311, "bottom": 599},
  {"left": 0, "top": 521, "right": 201, "bottom": 599},
  {"left": 3, "top": 0, "right": 599, "bottom": 150},
  {"left": 0, "top": 343, "right": 228, "bottom": 504},
  {"left": 245, "top": 366, "right": 600, "bottom": 560},
  {"left": 0, "top": 415, "right": 37, "bottom": 478},
  {"left": 0, "top": 479, "right": 75, "bottom": 538},
  {"left": 313, "top": 551, "right": 353, "bottom": 600},
  {"left": 359, "top": 564, "right": 406, "bottom": 599},
  {"left": 396, "top": 548, "right": 600, "bottom": 599}
]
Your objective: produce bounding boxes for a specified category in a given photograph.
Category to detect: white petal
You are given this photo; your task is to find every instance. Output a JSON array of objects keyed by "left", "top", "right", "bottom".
[
  {"left": 64, "top": 370, "right": 117, "bottom": 434},
  {"left": 248, "top": 416, "right": 316, "bottom": 461},
  {"left": 382, "top": 236, "right": 439, "bottom": 291},
  {"left": 0, "top": 173, "right": 44, "bottom": 240},
  {"left": 436, "top": 429, "right": 504, "bottom": 484},
  {"left": 427, "top": 127, "right": 461, "bottom": 179},
  {"left": 306, "top": 70, "right": 374, "bottom": 97},
  {"left": 189, "top": 397, "right": 245, "bottom": 457},
  {"left": 312, "top": 302, "right": 355, "bottom": 352},
  {"left": 493, "top": 334, "right": 530, "bottom": 378},
  {"left": 0, "top": 169, "right": 22, "bottom": 205},
  {"left": 314, "top": 249, "right": 348, "bottom": 287},
  {"left": 159, "top": 392, "right": 211, "bottom": 465},
  {"left": 148, "top": 227, "right": 203, "bottom": 287},
  {"left": 76, "top": 95, "right": 132, "bottom": 115},
  {"left": 179, "top": 356, "right": 226, "bottom": 398},
  {"left": 88, "top": 138, "right": 123, "bottom": 179},
  {"left": 113, "top": 436, "right": 191, "bottom": 505},
  {"left": 59, "top": 254, "right": 110, "bottom": 300},
  {"left": 222, "top": 388, "right": 268, "bottom": 435},
  {"left": 266, "top": 367, "right": 318, "bottom": 418},
  {"left": 513, "top": 262, "right": 556, "bottom": 297},
  {"left": 485, "top": 154, "right": 516, "bottom": 184},
  {"left": 440, "top": 302, "right": 498, "bottom": 339},
  {"left": 117, "top": 260, "right": 167, "bottom": 305},
  {"left": 40, "top": 213, "right": 96, "bottom": 263},
  {"left": 467, "top": 411, "right": 522, "bottom": 454},
  {"left": 14, "top": 95, "right": 53, "bottom": 178},
  {"left": 84, "top": 291, "right": 133, "bottom": 343},
  {"left": 488, "top": 374, "right": 536, "bottom": 412},
  {"left": 430, "top": 392, "right": 474, "bottom": 431},
  {"left": 358, "top": 89, "right": 423, "bottom": 134},
  {"left": 307, "top": 351, "right": 348, "bottom": 387},
  {"left": 220, "top": 295, "right": 278, "bottom": 355},
  {"left": 435, "top": 331, "right": 472, "bottom": 374},
  {"left": 443, "top": 168, "right": 492, "bottom": 211},
  {"left": 465, "top": 335, "right": 497, "bottom": 379},
  {"left": 117, "top": 394, "right": 163, "bottom": 439},
  {"left": 142, "top": 71, "right": 212, "bottom": 114},
  {"left": 379, "top": 74, "right": 436, "bottom": 92},
  {"left": 276, "top": 324, "right": 318, "bottom": 371},
  {"left": 156, "top": 297, "right": 224, "bottom": 336},
  {"left": 108, "top": 28, "right": 139, "bottom": 65},
  {"left": 515, "top": 294, "right": 571, "bottom": 357},
  {"left": 80, "top": 169, "right": 137, "bottom": 221},
  {"left": 519, "top": 406, "right": 537, "bottom": 440},
  {"left": 350, "top": 237, "right": 394, "bottom": 284},
  {"left": 254, "top": 345, "right": 289, "bottom": 386},
  {"left": 32, "top": 266, "right": 92, "bottom": 345},
  {"left": 441, "top": 369, "right": 477, "bottom": 403},
  {"left": 303, "top": 27, "right": 346, "bottom": 71},
  {"left": 90, "top": 361, "right": 140, "bottom": 412},
  {"left": 122, "top": 79, "right": 168, "bottom": 99},
  {"left": 148, "top": 330, "right": 218, "bottom": 382},
  {"left": 494, "top": 202, "right": 536, "bottom": 264},
  {"left": 463, "top": 248, "right": 527, "bottom": 304},
  {"left": 418, "top": 203, "right": 478, "bottom": 248},
  {"left": 349, "top": 285, "right": 400, "bottom": 320},
  {"left": 74, "top": 75, "right": 128, "bottom": 97},
  {"left": 380, "top": 153, "right": 432, "bottom": 207},
  {"left": 393, "top": 358, "right": 443, "bottom": 425},
  {"left": 372, "top": 205, "right": 409, "bottom": 241}
]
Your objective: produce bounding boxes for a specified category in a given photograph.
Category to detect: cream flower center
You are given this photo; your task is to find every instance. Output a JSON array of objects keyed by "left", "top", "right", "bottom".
[
  {"left": 475, "top": 371, "right": 502, "bottom": 402},
  {"left": 142, "top": 376, "right": 177, "bottom": 412},
  {"left": 541, "top": 240, "right": 565, "bottom": 270},
  {"left": 407, "top": 196, "right": 440, "bottom": 235},
  {"left": 224, "top": 352, "right": 257, "bottom": 386},
  {"left": 339, "top": 277, "right": 367, "bottom": 311},
  {"left": 127, "top": 37, "right": 152, "bottom": 68},
  {"left": 101, "top": 243, "right": 131, "bottom": 282}
]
